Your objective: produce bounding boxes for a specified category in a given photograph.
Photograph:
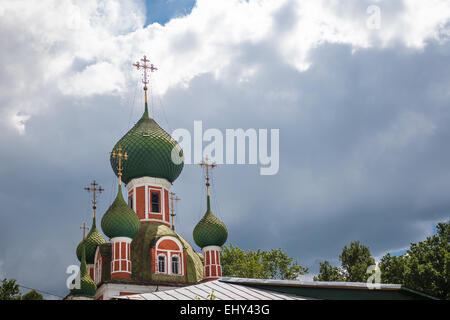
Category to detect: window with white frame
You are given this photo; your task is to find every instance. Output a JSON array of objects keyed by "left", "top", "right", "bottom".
[
  {"left": 155, "top": 237, "right": 184, "bottom": 276},
  {"left": 172, "top": 255, "right": 180, "bottom": 275},
  {"left": 158, "top": 254, "right": 166, "bottom": 273},
  {"left": 150, "top": 191, "right": 161, "bottom": 213}
]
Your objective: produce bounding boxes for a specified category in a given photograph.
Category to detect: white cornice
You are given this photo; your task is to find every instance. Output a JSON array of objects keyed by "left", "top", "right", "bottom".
[
  {"left": 202, "top": 245, "right": 221, "bottom": 252},
  {"left": 126, "top": 177, "right": 172, "bottom": 191},
  {"left": 111, "top": 237, "right": 132, "bottom": 244}
]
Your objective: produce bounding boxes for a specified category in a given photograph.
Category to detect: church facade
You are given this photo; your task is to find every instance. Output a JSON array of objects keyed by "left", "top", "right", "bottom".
[{"left": 67, "top": 56, "right": 228, "bottom": 300}]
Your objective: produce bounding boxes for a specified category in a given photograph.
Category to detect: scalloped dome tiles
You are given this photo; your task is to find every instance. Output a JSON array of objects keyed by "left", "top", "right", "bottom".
[
  {"left": 110, "top": 110, "right": 184, "bottom": 185},
  {"left": 101, "top": 185, "right": 141, "bottom": 239},
  {"left": 76, "top": 218, "right": 106, "bottom": 264}
]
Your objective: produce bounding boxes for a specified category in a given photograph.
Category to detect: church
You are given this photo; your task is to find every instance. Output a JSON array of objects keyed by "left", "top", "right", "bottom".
[
  {"left": 66, "top": 56, "right": 227, "bottom": 300},
  {"left": 65, "top": 56, "right": 434, "bottom": 301}
]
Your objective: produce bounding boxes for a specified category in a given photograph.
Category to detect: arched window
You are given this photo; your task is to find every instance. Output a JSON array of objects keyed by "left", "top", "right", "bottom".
[
  {"left": 158, "top": 255, "right": 166, "bottom": 273},
  {"left": 172, "top": 255, "right": 180, "bottom": 275},
  {"left": 155, "top": 237, "right": 184, "bottom": 276}
]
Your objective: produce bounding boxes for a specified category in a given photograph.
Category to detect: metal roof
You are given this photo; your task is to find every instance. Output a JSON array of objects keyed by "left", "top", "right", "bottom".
[
  {"left": 115, "top": 279, "right": 311, "bottom": 300},
  {"left": 114, "top": 277, "right": 436, "bottom": 300},
  {"left": 220, "top": 277, "right": 402, "bottom": 290}
]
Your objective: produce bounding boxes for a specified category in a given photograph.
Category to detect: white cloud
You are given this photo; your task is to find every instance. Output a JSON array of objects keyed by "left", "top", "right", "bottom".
[
  {"left": 401, "top": 0, "right": 450, "bottom": 48},
  {"left": 0, "top": 0, "right": 449, "bottom": 134},
  {"left": 11, "top": 113, "right": 31, "bottom": 136},
  {"left": 60, "top": 62, "right": 126, "bottom": 96}
]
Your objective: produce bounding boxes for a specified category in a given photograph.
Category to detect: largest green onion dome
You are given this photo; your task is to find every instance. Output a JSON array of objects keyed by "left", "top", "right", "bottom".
[
  {"left": 71, "top": 244, "right": 97, "bottom": 298},
  {"left": 193, "top": 195, "right": 228, "bottom": 248},
  {"left": 110, "top": 106, "right": 184, "bottom": 185},
  {"left": 101, "top": 185, "right": 140, "bottom": 239},
  {"left": 76, "top": 216, "right": 106, "bottom": 264}
]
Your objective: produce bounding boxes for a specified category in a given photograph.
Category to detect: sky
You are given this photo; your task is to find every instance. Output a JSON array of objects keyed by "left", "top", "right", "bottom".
[{"left": 0, "top": 0, "right": 449, "bottom": 299}]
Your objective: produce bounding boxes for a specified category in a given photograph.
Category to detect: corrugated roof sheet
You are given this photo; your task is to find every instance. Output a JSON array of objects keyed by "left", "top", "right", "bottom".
[
  {"left": 220, "top": 277, "right": 402, "bottom": 290},
  {"left": 115, "top": 279, "right": 310, "bottom": 300}
]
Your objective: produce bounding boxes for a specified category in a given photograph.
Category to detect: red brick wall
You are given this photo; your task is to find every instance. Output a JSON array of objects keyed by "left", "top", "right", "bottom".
[{"left": 136, "top": 186, "right": 145, "bottom": 220}]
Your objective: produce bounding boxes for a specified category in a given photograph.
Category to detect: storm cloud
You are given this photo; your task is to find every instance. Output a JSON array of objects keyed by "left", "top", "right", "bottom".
[{"left": 0, "top": 0, "right": 449, "bottom": 298}]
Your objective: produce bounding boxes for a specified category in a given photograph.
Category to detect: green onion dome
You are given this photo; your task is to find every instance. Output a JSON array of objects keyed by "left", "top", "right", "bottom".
[
  {"left": 71, "top": 244, "right": 97, "bottom": 298},
  {"left": 193, "top": 195, "right": 228, "bottom": 248},
  {"left": 110, "top": 106, "right": 184, "bottom": 185},
  {"left": 101, "top": 185, "right": 140, "bottom": 239},
  {"left": 76, "top": 217, "right": 106, "bottom": 264}
]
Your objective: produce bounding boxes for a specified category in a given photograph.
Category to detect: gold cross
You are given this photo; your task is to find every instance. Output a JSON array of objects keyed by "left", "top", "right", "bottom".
[
  {"left": 133, "top": 55, "right": 158, "bottom": 105},
  {"left": 199, "top": 155, "right": 216, "bottom": 196},
  {"left": 169, "top": 192, "right": 180, "bottom": 231},
  {"left": 80, "top": 221, "right": 90, "bottom": 240},
  {"left": 84, "top": 180, "right": 104, "bottom": 218},
  {"left": 111, "top": 146, "right": 128, "bottom": 185}
]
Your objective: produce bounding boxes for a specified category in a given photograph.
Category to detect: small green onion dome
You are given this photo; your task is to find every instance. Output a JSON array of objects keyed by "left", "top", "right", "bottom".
[
  {"left": 76, "top": 217, "right": 106, "bottom": 264},
  {"left": 110, "top": 106, "right": 184, "bottom": 185},
  {"left": 101, "top": 185, "right": 140, "bottom": 239},
  {"left": 71, "top": 244, "right": 97, "bottom": 298},
  {"left": 193, "top": 196, "right": 228, "bottom": 248}
]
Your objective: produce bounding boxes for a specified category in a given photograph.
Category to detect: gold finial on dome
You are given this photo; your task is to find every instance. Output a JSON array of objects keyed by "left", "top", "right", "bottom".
[
  {"left": 199, "top": 155, "right": 216, "bottom": 197},
  {"left": 84, "top": 180, "right": 104, "bottom": 218},
  {"left": 111, "top": 146, "right": 128, "bottom": 186},
  {"left": 169, "top": 192, "right": 180, "bottom": 231},
  {"left": 80, "top": 221, "right": 90, "bottom": 240},
  {"left": 133, "top": 55, "right": 158, "bottom": 114}
]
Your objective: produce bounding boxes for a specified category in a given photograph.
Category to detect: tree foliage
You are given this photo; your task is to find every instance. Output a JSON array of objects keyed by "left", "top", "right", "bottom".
[
  {"left": 379, "top": 221, "right": 449, "bottom": 299},
  {"left": 221, "top": 244, "right": 308, "bottom": 280},
  {"left": 0, "top": 279, "right": 21, "bottom": 300},
  {"left": 21, "top": 290, "right": 44, "bottom": 300},
  {"left": 314, "top": 241, "right": 375, "bottom": 283},
  {"left": 339, "top": 241, "right": 375, "bottom": 282},
  {"left": 379, "top": 253, "right": 406, "bottom": 285},
  {"left": 0, "top": 279, "right": 46, "bottom": 300},
  {"left": 313, "top": 261, "right": 345, "bottom": 282},
  {"left": 314, "top": 221, "right": 449, "bottom": 299}
]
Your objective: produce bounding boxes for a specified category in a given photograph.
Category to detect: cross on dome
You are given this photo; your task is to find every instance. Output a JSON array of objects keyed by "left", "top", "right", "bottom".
[
  {"left": 169, "top": 192, "right": 181, "bottom": 231},
  {"left": 84, "top": 180, "right": 104, "bottom": 217},
  {"left": 111, "top": 146, "right": 128, "bottom": 185},
  {"left": 80, "top": 221, "right": 90, "bottom": 240},
  {"left": 133, "top": 55, "right": 158, "bottom": 107},
  {"left": 199, "top": 155, "right": 216, "bottom": 195}
]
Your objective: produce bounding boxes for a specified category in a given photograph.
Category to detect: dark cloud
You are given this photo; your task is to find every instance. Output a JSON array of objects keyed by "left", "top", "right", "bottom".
[
  {"left": 0, "top": 3, "right": 449, "bottom": 299},
  {"left": 162, "top": 40, "right": 450, "bottom": 272}
]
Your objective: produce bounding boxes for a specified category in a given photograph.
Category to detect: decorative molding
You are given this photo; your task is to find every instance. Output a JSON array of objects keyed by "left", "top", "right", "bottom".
[
  {"left": 126, "top": 176, "right": 172, "bottom": 191},
  {"left": 203, "top": 245, "right": 221, "bottom": 252},
  {"left": 111, "top": 237, "right": 132, "bottom": 244},
  {"left": 94, "top": 283, "right": 175, "bottom": 300}
]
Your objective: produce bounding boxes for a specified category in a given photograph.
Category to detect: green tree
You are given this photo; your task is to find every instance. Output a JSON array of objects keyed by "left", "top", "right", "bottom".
[
  {"left": 339, "top": 241, "right": 375, "bottom": 282},
  {"left": 379, "top": 253, "right": 406, "bottom": 284},
  {"left": 315, "top": 241, "right": 375, "bottom": 283},
  {"left": 313, "top": 261, "right": 345, "bottom": 281},
  {"left": 21, "top": 290, "right": 44, "bottom": 300},
  {"left": 221, "top": 244, "right": 308, "bottom": 280},
  {"left": 0, "top": 279, "right": 21, "bottom": 300},
  {"left": 380, "top": 221, "right": 449, "bottom": 299}
]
